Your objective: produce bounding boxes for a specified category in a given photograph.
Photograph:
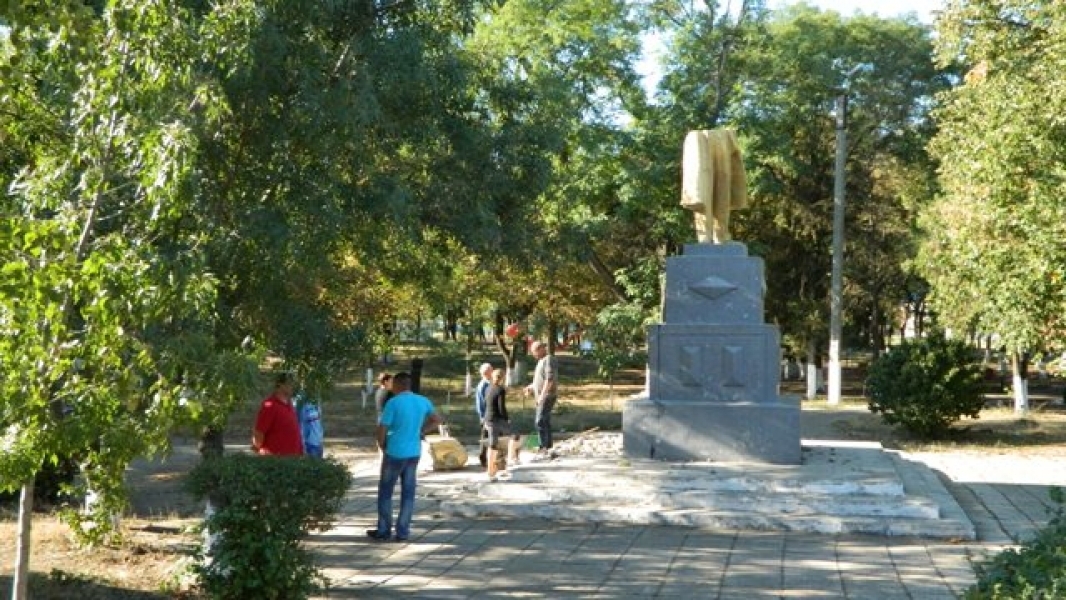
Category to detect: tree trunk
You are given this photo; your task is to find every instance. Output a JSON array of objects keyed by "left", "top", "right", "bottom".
[
  {"left": 871, "top": 302, "right": 884, "bottom": 359},
  {"left": 198, "top": 424, "right": 227, "bottom": 524},
  {"left": 899, "top": 305, "right": 909, "bottom": 341},
  {"left": 444, "top": 309, "right": 459, "bottom": 341},
  {"left": 199, "top": 427, "right": 225, "bottom": 460},
  {"left": 805, "top": 342, "right": 820, "bottom": 400},
  {"left": 587, "top": 251, "right": 628, "bottom": 304},
  {"left": 13, "top": 479, "right": 34, "bottom": 600},
  {"left": 492, "top": 315, "right": 518, "bottom": 386},
  {"left": 1011, "top": 351, "right": 1030, "bottom": 415},
  {"left": 464, "top": 325, "right": 476, "bottom": 394},
  {"left": 608, "top": 373, "right": 615, "bottom": 411}
]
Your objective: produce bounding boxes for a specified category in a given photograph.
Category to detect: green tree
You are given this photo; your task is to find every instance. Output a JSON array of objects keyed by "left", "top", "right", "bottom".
[
  {"left": 1, "top": 1, "right": 529, "bottom": 594},
  {"left": 730, "top": 7, "right": 943, "bottom": 387},
  {"left": 467, "top": 0, "right": 646, "bottom": 342},
  {"left": 922, "top": 0, "right": 1066, "bottom": 414},
  {"left": 190, "top": 0, "right": 490, "bottom": 390},
  {"left": 577, "top": 4, "right": 943, "bottom": 375},
  {"left": 170, "top": 0, "right": 568, "bottom": 454},
  {"left": 0, "top": 2, "right": 262, "bottom": 596},
  {"left": 586, "top": 302, "right": 647, "bottom": 408},
  {"left": 609, "top": 0, "right": 769, "bottom": 311}
]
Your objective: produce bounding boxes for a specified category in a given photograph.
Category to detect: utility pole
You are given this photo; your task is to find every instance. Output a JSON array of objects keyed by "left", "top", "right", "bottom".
[
  {"left": 828, "top": 91, "right": 847, "bottom": 406},
  {"left": 828, "top": 63, "right": 868, "bottom": 406}
]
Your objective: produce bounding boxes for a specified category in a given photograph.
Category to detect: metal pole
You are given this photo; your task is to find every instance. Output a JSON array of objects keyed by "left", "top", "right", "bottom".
[{"left": 828, "top": 92, "right": 847, "bottom": 405}]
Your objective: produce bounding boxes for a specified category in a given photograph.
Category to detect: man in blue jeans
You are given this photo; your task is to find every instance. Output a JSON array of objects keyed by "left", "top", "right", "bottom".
[{"left": 368, "top": 371, "right": 441, "bottom": 542}]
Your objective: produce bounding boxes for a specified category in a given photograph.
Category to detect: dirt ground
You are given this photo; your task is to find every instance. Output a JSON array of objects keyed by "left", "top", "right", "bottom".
[{"left": 3, "top": 363, "right": 1066, "bottom": 599}]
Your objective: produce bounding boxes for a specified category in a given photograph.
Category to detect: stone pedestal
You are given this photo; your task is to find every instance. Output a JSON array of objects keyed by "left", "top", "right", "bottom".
[{"left": 623, "top": 243, "right": 801, "bottom": 464}]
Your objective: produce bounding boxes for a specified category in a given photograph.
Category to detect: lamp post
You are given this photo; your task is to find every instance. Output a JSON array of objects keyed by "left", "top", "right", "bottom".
[{"left": 828, "top": 63, "right": 868, "bottom": 406}]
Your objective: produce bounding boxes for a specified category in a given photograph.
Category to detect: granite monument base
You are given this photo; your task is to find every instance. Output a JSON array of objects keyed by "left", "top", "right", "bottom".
[{"left": 623, "top": 394, "right": 802, "bottom": 464}]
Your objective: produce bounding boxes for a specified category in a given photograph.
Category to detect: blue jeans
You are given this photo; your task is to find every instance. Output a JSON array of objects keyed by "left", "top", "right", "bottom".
[
  {"left": 534, "top": 396, "right": 557, "bottom": 449},
  {"left": 376, "top": 455, "right": 420, "bottom": 540}
]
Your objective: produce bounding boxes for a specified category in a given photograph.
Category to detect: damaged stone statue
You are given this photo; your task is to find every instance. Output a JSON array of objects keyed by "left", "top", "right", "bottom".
[{"left": 680, "top": 129, "right": 748, "bottom": 244}]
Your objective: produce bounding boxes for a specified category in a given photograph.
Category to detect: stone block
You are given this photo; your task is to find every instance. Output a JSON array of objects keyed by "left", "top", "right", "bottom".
[
  {"left": 424, "top": 435, "right": 469, "bottom": 471},
  {"left": 624, "top": 241, "right": 800, "bottom": 465},
  {"left": 663, "top": 243, "right": 765, "bottom": 324},
  {"left": 623, "top": 395, "right": 801, "bottom": 464},
  {"left": 648, "top": 323, "right": 781, "bottom": 404}
]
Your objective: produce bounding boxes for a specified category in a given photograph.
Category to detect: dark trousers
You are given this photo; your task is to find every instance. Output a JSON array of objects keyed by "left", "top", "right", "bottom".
[
  {"left": 534, "top": 396, "right": 557, "bottom": 449},
  {"left": 478, "top": 422, "right": 488, "bottom": 466}
]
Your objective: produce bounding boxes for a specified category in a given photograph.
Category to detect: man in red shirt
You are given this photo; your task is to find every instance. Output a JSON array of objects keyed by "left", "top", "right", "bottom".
[{"left": 252, "top": 372, "right": 304, "bottom": 456}]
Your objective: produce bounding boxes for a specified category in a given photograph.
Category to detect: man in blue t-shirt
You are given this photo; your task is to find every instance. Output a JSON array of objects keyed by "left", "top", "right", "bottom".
[{"left": 368, "top": 371, "right": 442, "bottom": 542}]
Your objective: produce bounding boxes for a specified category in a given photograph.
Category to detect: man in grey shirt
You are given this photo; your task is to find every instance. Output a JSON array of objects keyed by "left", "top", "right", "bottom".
[{"left": 524, "top": 341, "right": 557, "bottom": 450}]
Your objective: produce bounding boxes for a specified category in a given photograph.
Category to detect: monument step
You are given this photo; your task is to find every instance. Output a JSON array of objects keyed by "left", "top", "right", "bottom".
[
  {"left": 470, "top": 483, "right": 940, "bottom": 519},
  {"left": 500, "top": 460, "right": 905, "bottom": 497},
  {"left": 434, "top": 498, "right": 975, "bottom": 539},
  {"left": 422, "top": 441, "right": 977, "bottom": 541}
]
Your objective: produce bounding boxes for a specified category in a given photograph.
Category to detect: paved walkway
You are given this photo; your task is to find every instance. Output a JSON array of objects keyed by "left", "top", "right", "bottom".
[{"left": 307, "top": 448, "right": 1063, "bottom": 599}]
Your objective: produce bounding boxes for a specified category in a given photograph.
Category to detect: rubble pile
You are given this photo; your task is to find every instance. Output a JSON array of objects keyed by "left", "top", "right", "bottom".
[{"left": 531, "top": 430, "right": 623, "bottom": 460}]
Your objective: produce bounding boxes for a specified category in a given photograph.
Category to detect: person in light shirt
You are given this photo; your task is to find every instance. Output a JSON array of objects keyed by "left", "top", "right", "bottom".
[{"left": 524, "top": 341, "right": 558, "bottom": 451}]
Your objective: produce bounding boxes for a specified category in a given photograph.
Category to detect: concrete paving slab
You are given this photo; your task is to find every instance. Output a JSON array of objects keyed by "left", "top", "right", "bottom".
[{"left": 306, "top": 436, "right": 1062, "bottom": 599}]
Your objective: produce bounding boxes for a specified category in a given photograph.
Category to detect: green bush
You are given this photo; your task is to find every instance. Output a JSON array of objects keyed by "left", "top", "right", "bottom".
[
  {"left": 587, "top": 303, "right": 648, "bottom": 383},
  {"left": 966, "top": 488, "right": 1066, "bottom": 599},
  {"left": 186, "top": 454, "right": 352, "bottom": 600},
  {"left": 865, "top": 333, "right": 984, "bottom": 438}
]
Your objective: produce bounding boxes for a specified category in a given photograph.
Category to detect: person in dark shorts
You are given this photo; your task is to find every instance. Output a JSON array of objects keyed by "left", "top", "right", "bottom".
[{"left": 484, "top": 369, "right": 513, "bottom": 481}]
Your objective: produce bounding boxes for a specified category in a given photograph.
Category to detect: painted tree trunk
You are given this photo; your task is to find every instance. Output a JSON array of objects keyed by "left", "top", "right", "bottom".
[
  {"left": 806, "top": 344, "right": 820, "bottom": 400},
  {"left": 13, "top": 479, "right": 34, "bottom": 600},
  {"left": 1011, "top": 352, "right": 1030, "bottom": 415}
]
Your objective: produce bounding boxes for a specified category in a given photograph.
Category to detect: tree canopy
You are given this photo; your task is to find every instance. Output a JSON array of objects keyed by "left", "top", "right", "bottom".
[
  {"left": 0, "top": 0, "right": 566, "bottom": 544},
  {"left": 920, "top": 0, "right": 1066, "bottom": 411},
  {"left": 734, "top": 7, "right": 945, "bottom": 357},
  {"left": 1, "top": 0, "right": 1006, "bottom": 561}
]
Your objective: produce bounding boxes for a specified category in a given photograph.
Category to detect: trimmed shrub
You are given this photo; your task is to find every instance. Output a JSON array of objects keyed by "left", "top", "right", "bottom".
[
  {"left": 186, "top": 454, "right": 352, "bottom": 600},
  {"left": 966, "top": 488, "right": 1066, "bottom": 599},
  {"left": 865, "top": 333, "right": 984, "bottom": 438}
]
